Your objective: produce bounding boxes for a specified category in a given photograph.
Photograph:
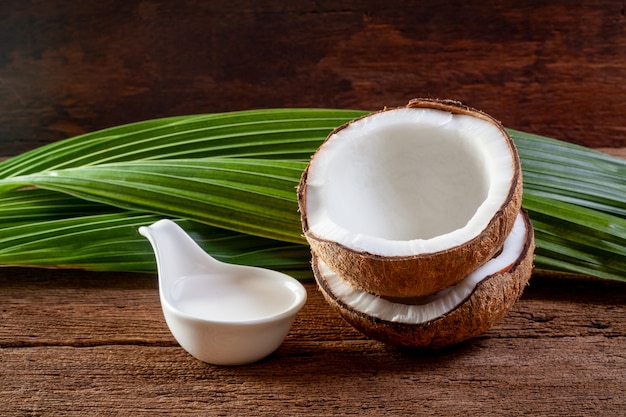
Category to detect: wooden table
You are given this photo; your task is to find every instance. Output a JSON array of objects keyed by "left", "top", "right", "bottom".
[
  {"left": 2, "top": 266, "right": 625, "bottom": 415},
  {"left": 1, "top": 1, "right": 625, "bottom": 415}
]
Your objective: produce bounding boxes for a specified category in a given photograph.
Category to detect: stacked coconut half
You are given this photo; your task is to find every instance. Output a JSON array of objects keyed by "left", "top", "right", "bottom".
[{"left": 297, "top": 99, "right": 535, "bottom": 348}]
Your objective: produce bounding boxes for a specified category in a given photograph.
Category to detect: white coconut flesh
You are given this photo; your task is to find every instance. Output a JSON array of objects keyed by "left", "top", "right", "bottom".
[
  {"left": 317, "top": 212, "right": 528, "bottom": 324},
  {"left": 304, "top": 107, "right": 516, "bottom": 256}
]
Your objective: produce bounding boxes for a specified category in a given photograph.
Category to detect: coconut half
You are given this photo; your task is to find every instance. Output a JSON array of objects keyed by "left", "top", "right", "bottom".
[
  {"left": 298, "top": 99, "right": 522, "bottom": 298},
  {"left": 313, "top": 210, "right": 535, "bottom": 349}
]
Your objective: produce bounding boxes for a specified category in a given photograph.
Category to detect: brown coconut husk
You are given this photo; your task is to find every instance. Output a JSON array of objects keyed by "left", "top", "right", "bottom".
[
  {"left": 312, "top": 209, "right": 535, "bottom": 349},
  {"left": 298, "top": 98, "right": 523, "bottom": 298}
]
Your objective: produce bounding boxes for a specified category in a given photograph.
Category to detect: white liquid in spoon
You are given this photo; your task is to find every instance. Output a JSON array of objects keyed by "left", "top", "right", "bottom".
[{"left": 168, "top": 273, "right": 298, "bottom": 322}]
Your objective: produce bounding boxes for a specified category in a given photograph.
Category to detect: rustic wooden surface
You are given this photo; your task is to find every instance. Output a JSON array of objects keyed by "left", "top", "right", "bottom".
[
  {"left": 1, "top": 1, "right": 625, "bottom": 415},
  {"left": 1, "top": 265, "right": 625, "bottom": 416}
]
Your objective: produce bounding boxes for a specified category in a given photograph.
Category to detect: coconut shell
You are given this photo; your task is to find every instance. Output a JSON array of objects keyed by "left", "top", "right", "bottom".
[
  {"left": 298, "top": 98, "right": 523, "bottom": 298},
  {"left": 312, "top": 209, "right": 535, "bottom": 349}
]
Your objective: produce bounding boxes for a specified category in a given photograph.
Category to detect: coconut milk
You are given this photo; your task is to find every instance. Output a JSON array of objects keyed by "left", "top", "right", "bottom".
[{"left": 168, "top": 273, "right": 297, "bottom": 322}]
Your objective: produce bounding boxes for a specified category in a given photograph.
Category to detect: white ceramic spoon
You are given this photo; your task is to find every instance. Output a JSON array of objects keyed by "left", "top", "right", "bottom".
[{"left": 139, "top": 219, "right": 307, "bottom": 366}]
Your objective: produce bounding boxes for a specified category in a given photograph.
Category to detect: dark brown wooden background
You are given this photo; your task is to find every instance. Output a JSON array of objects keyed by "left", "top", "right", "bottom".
[{"left": 0, "top": 0, "right": 625, "bottom": 158}]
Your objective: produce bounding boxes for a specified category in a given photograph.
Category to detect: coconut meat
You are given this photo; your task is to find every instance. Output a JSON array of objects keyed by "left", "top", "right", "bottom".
[
  {"left": 318, "top": 213, "right": 528, "bottom": 324},
  {"left": 305, "top": 107, "right": 515, "bottom": 256}
]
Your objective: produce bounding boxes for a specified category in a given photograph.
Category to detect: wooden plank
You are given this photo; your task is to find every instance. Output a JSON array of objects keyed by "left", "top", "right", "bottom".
[
  {"left": 0, "top": 0, "right": 625, "bottom": 157},
  {"left": 1, "top": 268, "right": 625, "bottom": 415},
  {"left": 2, "top": 269, "right": 625, "bottom": 345},
  {"left": 1, "top": 337, "right": 624, "bottom": 416}
]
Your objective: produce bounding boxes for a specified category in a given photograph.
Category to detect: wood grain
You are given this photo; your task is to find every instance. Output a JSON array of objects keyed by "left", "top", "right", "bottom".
[
  {"left": 1, "top": 264, "right": 625, "bottom": 416},
  {"left": 0, "top": 0, "right": 625, "bottom": 157}
]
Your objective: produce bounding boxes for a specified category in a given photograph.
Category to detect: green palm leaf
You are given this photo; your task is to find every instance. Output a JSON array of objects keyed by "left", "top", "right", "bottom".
[
  {"left": 513, "top": 129, "right": 626, "bottom": 217},
  {"left": 0, "top": 109, "right": 367, "bottom": 177},
  {"left": 0, "top": 190, "right": 312, "bottom": 278},
  {"left": 523, "top": 193, "right": 626, "bottom": 279},
  {"left": 0, "top": 158, "right": 307, "bottom": 243},
  {"left": 0, "top": 110, "right": 623, "bottom": 282}
]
